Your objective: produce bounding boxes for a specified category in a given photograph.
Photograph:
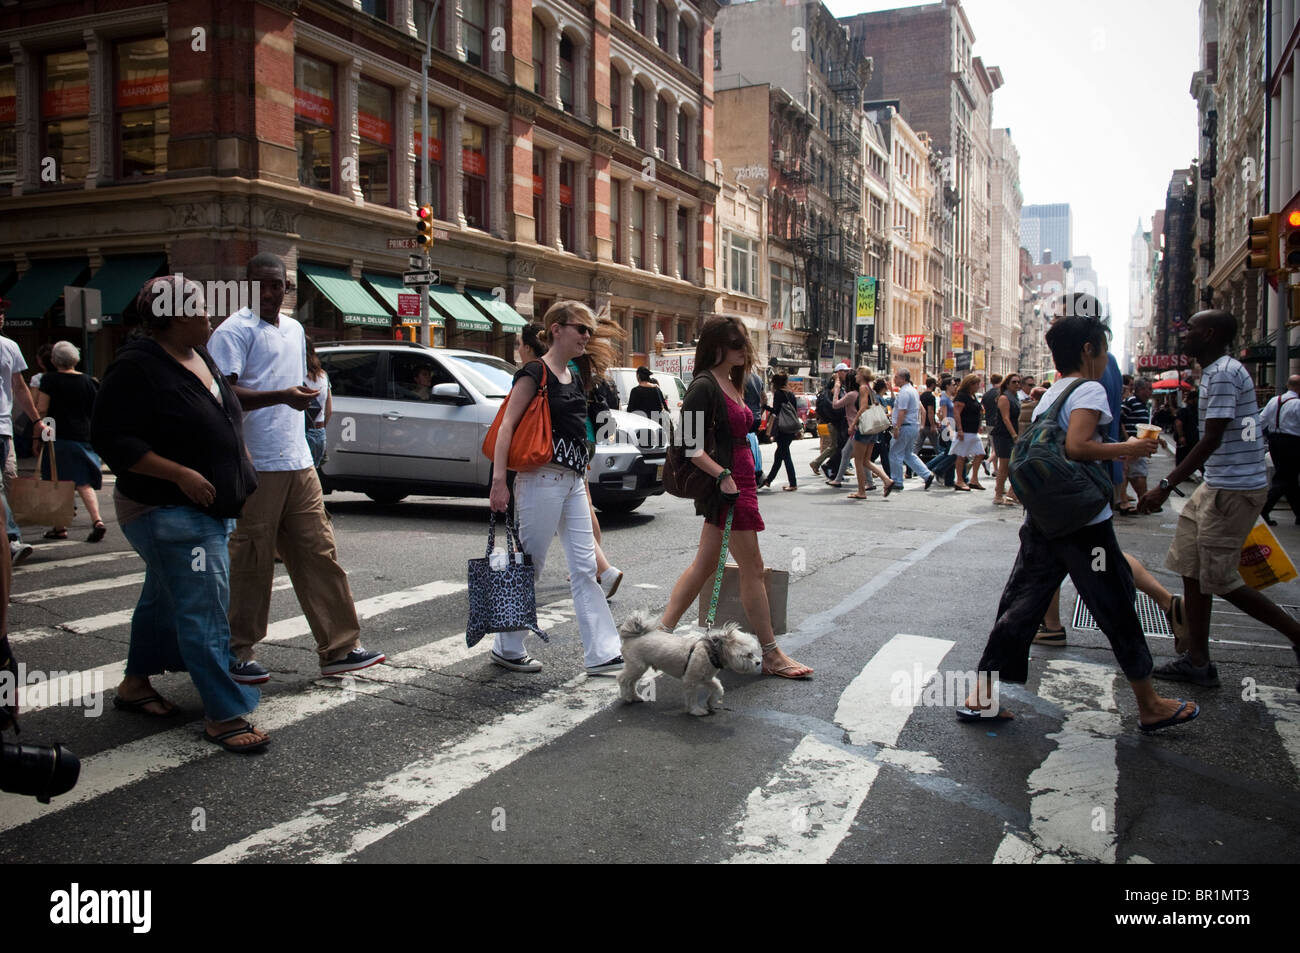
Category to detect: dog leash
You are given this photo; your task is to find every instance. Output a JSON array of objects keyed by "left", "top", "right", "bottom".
[{"left": 704, "top": 504, "right": 734, "bottom": 630}]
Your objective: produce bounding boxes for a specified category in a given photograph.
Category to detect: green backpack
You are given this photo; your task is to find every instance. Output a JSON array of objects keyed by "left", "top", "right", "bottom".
[{"left": 1008, "top": 378, "right": 1114, "bottom": 538}]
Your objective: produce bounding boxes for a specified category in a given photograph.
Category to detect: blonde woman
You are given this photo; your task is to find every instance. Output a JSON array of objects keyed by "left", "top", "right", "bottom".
[
  {"left": 658, "top": 316, "right": 812, "bottom": 679},
  {"left": 846, "top": 367, "right": 894, "bottom": 500}
]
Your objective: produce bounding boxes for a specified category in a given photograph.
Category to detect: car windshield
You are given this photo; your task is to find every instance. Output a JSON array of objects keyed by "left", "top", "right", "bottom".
[{"left": 441, "top": 352, "right": 516, "bottom": 399}]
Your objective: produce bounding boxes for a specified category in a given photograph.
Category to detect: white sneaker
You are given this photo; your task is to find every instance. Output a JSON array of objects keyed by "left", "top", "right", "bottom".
[
  {"left": 490, "top": 650, "right": 543, "bottom": 673},
  {"left": 10, "top": 541, "right": 33, "bottom": 567},
  {"left": 598, "top": 566, "right": 623, "bottom": 600}
]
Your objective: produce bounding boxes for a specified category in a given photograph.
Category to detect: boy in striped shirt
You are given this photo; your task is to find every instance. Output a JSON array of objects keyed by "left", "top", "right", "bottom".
[{"left": 1140, "top": 310, "right": 1300, "bottom": 691}]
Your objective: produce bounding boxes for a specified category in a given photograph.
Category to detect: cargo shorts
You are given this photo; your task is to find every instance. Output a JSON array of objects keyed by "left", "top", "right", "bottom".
[{"left": 1165, "top": 482, "right": 1267, "bottom": 595}]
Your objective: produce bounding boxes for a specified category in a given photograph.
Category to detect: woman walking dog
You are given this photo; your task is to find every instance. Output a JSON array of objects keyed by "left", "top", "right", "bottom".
[{"left": 658, "top": 317, "right": 811, "bottom": 679}]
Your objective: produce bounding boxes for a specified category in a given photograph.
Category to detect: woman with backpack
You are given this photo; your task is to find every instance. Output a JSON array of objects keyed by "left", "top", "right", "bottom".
[
  {"left": 957, "top": 298, "right": 1197, "bottom": 733},
  {"left": 761, "top": 373, "right": 800, "bottom": 491}
]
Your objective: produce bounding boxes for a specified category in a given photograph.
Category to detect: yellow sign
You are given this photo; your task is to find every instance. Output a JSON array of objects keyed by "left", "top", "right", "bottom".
[
  {"left": 974, "top": 350, "right": 985, "bottom": 370},
  {"left": 943, "top": 357, "right": 955, "bottom": 371},
  {"left": 856, "top": 276, "right": 877, "bottom": 320}
]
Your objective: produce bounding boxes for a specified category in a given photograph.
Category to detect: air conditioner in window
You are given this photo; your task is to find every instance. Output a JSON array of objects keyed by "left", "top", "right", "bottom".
[
  {"left": 773, "top": 149, "right": 786, "bottom": 164},
  {"left": 615, "top": 126, "right": 635, "bottom": 143},
  {"left": 654, "top": 147, "right": 665, "bottom": 160}
]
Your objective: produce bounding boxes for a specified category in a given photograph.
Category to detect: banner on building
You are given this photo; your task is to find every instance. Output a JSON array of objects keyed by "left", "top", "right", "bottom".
[
  {"left": 903, "top": 334, "right": 925, "bottom": 354},
  {"left": 856, "top": 323, "right": 875, "bottom": 357},
  {"left": 954, "top": 350, "right": 972, "bottom": 371},
  {"left": 952, "top": 321, "right": 964, "bottom": 350},
  {"left": 974, "top": 350, "right": 985, "bottom": 371},
  {"left": 855, "top": 276, "right": 877, "bottom": 322}
]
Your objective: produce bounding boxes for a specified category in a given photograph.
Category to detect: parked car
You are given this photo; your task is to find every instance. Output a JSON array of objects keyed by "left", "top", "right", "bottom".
[{"left": 315, "top": 343, "right": 665, "bottom": 513}]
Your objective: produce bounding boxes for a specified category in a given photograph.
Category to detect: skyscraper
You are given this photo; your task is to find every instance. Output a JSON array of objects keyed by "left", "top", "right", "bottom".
[{"left": 1021, "top": 203, "right": 1073, "bottom": 265}]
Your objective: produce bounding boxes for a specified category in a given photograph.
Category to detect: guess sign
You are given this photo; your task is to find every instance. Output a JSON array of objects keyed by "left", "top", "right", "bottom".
[{"left": 1137, "top": 354, "right": 1191, "bottom": 370}]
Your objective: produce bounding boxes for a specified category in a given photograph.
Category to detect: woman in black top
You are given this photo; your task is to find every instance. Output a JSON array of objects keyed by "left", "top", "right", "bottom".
[
  {"left": 951, "top": 374, "right": 986, "bottom": 491},
  {"left": 992, "top": 373, "right": 1022, "bottom": 505},
  {"left": 762, "top": 373, "right": 800, "bottom": 490},
  {"left": 488, "top": 301, "right": 624, "bottom": 676},
  {"left": 627, "top": 365, "right": 669, "bottom": 419},
  {"left": 35, "top": 341, "right": 106, "bottom": 541},
  {"left": 91, "top": 276, "right": 266, "bottom": 753}
]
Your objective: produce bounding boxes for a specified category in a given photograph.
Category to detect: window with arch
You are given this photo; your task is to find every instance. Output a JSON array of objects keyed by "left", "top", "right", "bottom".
[
  {"left": 462, "top": 0, "right": 486, "bottom": 69},
  {"left": 655, "top": 3, "right": 668, "bottom": 50},
  {"left": 631, "top": 82, "right": 645, "bottom": 148},
  {"left": 532, "top": 18, "right": 545, "bottom": 96},
  {"left": 611, "top": 67, "right": 623, "bottom": 126},
  {"left": 558, "top": 33, "right": 575, "bottom": 112},
  {"left": 655, "top": 96, "right": 667, "bottom": 155},
  {"left": 678, "top": 17, "right": 691, "bottom": 67},
  {"left": 677, "top": 109, "right": 688, "bottom": 167},
  {"left": 532, "top": 146, "right": 546, "bottom": 242}
]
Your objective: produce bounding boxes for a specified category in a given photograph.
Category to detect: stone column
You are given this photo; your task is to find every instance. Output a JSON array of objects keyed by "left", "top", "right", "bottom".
[
  {"left": 546, "top": 146, "right": 561, "bottom": 248},
  {"left": 343, "top": 59, "right": 364, "bottom": 204},
  {"left": 549, "top": 25, "right": 563, "bottom": 111},
  {"left": 84, "top": 29, "right": 105, "bottom": 188},
  {"left": 686, "top": 205, "right": 699, "bottom": 284},
  {"left": 577, "top": 156, "right": 591, "bottom": 258},
  {"left": 451, "top": 103, "right": 467, "bottom": 227},
  {"left": 667, "top": 196, "right": 680, "bottom": 278},
  {"left": 491, "top": 119, "right": 507, "bottom": 238},
  {"left": 400, "top": 85, "right": 417, "bottom": 211},
  {"left": 620, "top": 177, "right": 634, "bottom": 266}
]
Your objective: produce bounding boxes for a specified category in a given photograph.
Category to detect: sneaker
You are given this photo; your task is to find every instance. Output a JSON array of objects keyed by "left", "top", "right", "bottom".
[
  {"left": 230, "top": 660, "right": 271, "bottom": 684},
  {"left": 1033, "top": 627, "right": 1067, "bottom": 647},
  {"left": 9, "top": 541, "right": 33, "bottom": 567},
  {"left": 320, "top": 647, "right": 386, "bottom": 676},
  {"left": 1153, "top": 652, "right": 1220, "bottom": 687},
  {"left": 599, "top": 566, "right": 624, "bottom": 600},
  {"left": 490, "top": 650, "right": 543, "bottom": 673},
  {"left": 585, "top": 655, "right": 624, "bottom": 676},
  {"left": 923, "top": 473, "right": 935, "bottom": 490}
]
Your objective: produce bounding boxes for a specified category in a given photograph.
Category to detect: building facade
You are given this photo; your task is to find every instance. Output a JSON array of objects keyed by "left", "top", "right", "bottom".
[
  {"left": 1019, "top": 203, "right": 1073, "bottom": 266},
  {"left": 714, "top": 175, "right": 769, "bottom": 372},
  {"left": 988, "top": 126, "right": 1021, "bottom": 379}
]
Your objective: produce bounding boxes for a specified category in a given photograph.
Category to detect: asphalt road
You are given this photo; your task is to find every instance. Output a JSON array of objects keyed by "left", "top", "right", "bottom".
[{"left": 2, "top": 434, "right": 1298, "bottom": 864}]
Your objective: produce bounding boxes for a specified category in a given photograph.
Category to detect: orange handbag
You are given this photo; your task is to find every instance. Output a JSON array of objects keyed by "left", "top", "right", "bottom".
[{"left": 481, "top": 365, "right": 553, "bottom": 471}]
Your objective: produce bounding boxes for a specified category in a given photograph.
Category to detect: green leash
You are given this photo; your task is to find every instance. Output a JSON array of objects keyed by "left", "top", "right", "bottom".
[{"left": 705, "top": 504, "right": 735, "bottom": 629}]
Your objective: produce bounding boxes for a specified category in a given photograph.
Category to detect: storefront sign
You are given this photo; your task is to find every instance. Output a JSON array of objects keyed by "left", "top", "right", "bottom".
[
  {"left": 358, "top": 110, "right": 392, "bottom": 145},
  {"left": 903, "top": 334, "right": 925, "bottom": 354},
  {"left": 1136, "top": 354, "right": 1192, "bottom": 370},
  {"left": 294, "top": 87, "right": 334, "bottom": 125},
  {"left": 117, "top": 76, "right": 168, "bottom": 108},
  {"left": 43, "top": 85, "right": 89, "bottom": 117},
  {"left": 462, "top": 148, "right": 487, "bottom": 177},
  {"left": 414, "top": 135, "right": 443, "bottom": 161}
]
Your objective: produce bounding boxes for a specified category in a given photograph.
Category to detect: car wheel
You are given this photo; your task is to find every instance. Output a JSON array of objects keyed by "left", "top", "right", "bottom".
[
  {"left": 365, "top": 491, "right": 408, "bottom": 505},
  {"left": 594, "top": 497, "right": 643, "bottom": 514}
]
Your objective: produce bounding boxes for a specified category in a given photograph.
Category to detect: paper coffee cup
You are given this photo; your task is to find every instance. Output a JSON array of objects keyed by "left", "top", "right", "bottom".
[{"left": 1136, "top": 424, "right": 1161, "bottom": 440}]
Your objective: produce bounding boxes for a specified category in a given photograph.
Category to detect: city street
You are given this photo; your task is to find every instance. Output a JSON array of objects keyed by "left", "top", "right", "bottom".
[{"left": 2, "top": 436, "right": 1297, "bottom": 865}]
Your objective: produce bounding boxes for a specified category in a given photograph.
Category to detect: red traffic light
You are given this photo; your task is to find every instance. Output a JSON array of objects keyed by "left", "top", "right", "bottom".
[
  {"left": 1288, "top": 210, "right": 1300, "bottom": 228},
  {"left": 415, "top": 204, "right": 434, "bottom": 245}
]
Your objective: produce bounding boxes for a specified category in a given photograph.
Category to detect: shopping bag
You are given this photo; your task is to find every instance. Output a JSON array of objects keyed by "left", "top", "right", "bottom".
[
  {"left": 1239, "top": 521, "right": 1298, "bottom": 590},
  {"left": 465, "top": 512, "right": 549, "bottom": 648},
  {"left": 8, "top": 444, "right": 75, "bottom": 528}
]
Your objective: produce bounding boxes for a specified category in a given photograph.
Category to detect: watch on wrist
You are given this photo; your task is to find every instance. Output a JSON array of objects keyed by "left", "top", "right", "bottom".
[
  {"left": 1159, "top": 478, "right": 1171, "bottom": 492},
  {"left": 716, "top": 468, "right": 732, "bottom": 484}
]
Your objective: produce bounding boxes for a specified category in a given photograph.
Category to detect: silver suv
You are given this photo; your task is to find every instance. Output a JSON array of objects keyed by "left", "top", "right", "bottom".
[{"left": 315, "top": 342, "right": 666, "bottom": 514}]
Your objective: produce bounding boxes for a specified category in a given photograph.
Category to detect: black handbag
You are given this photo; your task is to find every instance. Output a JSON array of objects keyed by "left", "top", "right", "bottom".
[{"left": 466, "top": 513, "right": 549, "bottom": 648}]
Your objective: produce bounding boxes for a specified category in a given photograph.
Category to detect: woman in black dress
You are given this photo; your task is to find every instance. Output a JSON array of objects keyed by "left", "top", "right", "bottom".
[{"left": 36, "top": 341, "right": 107, "bottom": 541}]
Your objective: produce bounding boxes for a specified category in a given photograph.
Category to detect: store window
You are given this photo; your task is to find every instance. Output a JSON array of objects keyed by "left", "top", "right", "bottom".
[
  {"left": 357, "top": 78, "right": 393, "bottom": 205},
  {"left": 41, "top": 49, "right": 90, "bottom": 186},
  {"left": 413, "top": 103, "right": 444, "bottom": 218},
  {"left": 115, "top": 37, "right": 169, "bottom": 179},
  {"left": 294, "top": 54, "right": 335, "bottom": 192},
  {"left": 462, "top": 0, "right": 486, "bottom": 69},
  {"left": 533, "top": 147, "right": 546, "bottom": 242},
  {"left": 0, "top": 62, "right": 16, "bottom": 180},
  {"left": 462, "top": 119, "right": 488, "bottom": 230},
  {"left": 630, "top": 189, "right": 644, "bottom": 269},
  {"left": 559, "top": 159, "right": 575, "bottom": 251}
]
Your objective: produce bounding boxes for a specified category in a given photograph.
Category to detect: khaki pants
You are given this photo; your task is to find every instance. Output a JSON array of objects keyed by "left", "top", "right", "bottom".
[{"left": 228, "top": 467, "right": 360, "bottom": 664}]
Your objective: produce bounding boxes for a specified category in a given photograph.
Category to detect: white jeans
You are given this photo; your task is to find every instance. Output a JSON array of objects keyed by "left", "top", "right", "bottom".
[{"left": 493, "top": 466, "right": 622, "bottom": 667}]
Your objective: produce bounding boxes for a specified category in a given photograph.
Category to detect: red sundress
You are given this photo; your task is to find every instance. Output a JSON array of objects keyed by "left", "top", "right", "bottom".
[{"left": 709, "top": 394, "right": 765, "bottom": 532}]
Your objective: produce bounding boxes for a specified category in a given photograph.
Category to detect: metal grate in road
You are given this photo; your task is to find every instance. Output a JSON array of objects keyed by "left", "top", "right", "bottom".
[{"left": 1072, "top": 593, "right": 1172, "bottom": 636}]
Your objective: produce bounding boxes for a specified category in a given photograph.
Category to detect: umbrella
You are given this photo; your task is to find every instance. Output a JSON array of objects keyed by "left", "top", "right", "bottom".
[{"left": 1151, "top": 379, "right": 1193, "bottom": 391}]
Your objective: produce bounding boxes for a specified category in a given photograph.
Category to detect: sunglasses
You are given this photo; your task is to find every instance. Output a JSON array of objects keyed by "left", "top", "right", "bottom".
[
  {"left": 562, "top": 323, "right": 594, "bottom": 336},
  {"left": 726, "top": 339, "right": 746, "bottom": 350}
]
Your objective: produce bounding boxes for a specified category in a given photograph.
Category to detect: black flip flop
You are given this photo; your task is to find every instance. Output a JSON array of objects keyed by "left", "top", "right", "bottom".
[
  {"left": 113, "top": 693, "right": 180, "bottom": 718},
  {"left": 956, "top": 705, "right": 1015, "bottom": 722},
  {"left": 1139, "top": 699, "right": 1199, "bottom": 734},
  {"left": 204, "top": 724, "right": 270, "bottom": 753}
]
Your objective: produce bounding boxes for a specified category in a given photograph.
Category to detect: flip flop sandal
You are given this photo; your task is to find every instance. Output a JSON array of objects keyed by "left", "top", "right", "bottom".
[
  {"left": 763, "top": 662, "right": 813, "bottom": 679},
  {"left": 113, "top": 693, "right": 180, "bottom": 718},
  {"left": 204, "top": 724, "right": 270, "bottom": 753},
  {"left": 43, "top": 529, "right": 68, "bottom": 540},
  {"left": 956, "top": 705, "right": 1015, "bottom": 722},
  {"left": 968, "top": 483, "right": 987, "bottom": 490},
  {"left": 1033, "top": 627, "right": 1067, "bottom": 646},
  {"left": 954, "top": 485, "right": 972, "bottom": 491},
  {"left": 88, "top": 521, "right": 107, "bottom": 543},
  {"left": 846, "top": 493, "right": 867, "bottom": 500},
  {"left": 1139, "top": 699, "right": 1199, "bottom": 734}
]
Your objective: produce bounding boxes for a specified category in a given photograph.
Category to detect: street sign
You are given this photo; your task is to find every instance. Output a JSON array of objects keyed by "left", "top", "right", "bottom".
[
  {"left": 388, "top": 238, "right": 419, "bottom": 249},
  {"left": 397, "top": 293, "right": 421, "bottom": 317},
  {"left": 403, "top": 271, "right": 437, "bottom": 286},
  {"left": 408, "top": 254, "right": 426, "bottom": 269}
]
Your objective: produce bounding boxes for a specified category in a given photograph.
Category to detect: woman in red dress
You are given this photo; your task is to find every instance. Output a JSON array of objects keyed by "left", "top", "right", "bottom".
[{"left": 657, "top": 317, "right": 812, "bottom": 678}]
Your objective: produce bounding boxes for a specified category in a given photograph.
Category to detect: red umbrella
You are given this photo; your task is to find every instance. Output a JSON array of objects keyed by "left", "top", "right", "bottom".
[{"left": 1151, "top": 379, "right": 1193, "bottom": 391}]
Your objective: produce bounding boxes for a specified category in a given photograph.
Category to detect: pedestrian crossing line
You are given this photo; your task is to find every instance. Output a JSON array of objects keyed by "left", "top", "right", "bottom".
[
  {"left": 992, "top": 660, "right": 1121, "bottom": 864},
  {"left": 9, "top": 576, "right": 296, "bottom": 646},
  {"left": 12, "top": 572, "right": 147, "bottom": 603},
  {"left": 1256, "top": 686, "right": 1300, "bottom": 782},
  {"left": 197, "top": 674, "right": 617, "bottom": 864},
  {"left": 11, "top": 551, "right": 140, "bottom": 575},
  {"left": 0, "top": 600, "right": 579, "bottom": 834},
  {"left": 725, "top": 634, "right": 956, "bottom": 863},
  {"left": 17, "top": 660, "right": 125, "bottom": 715}
]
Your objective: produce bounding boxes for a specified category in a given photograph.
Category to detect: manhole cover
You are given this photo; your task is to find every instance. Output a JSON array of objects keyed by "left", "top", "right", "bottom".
[{"left": 1072, "top": 592, "right": 1172, "bottom": 636}]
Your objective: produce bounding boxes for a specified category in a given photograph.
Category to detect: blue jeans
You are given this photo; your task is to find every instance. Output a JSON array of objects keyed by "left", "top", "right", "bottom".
[
  {"left": 305, "top": 425, "right": 326, "bottom": 468},
  {"left": 890, "top": 423, "right": 933, "bottom": 486},
  {"left": 121, "top": 505, "right": 259, "bottom": 722},
  {"left": 0, "top": 435, "right": 21, "bottom": 543}
]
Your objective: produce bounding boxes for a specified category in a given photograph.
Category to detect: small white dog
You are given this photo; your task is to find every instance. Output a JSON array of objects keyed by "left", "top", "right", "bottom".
[{"left": 617, "top": 611, "right": 763, "bottom": 716}]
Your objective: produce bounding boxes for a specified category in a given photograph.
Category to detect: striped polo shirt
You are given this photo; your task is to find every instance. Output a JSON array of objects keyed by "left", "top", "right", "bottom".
[{"left": 1199, "top": 355, "right": 1267, "bottom": 490}]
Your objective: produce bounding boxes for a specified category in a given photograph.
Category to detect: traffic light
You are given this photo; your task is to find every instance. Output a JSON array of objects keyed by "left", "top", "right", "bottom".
[
  {"left": 1248, "top": 213, "right": 1279, "bottom": 271},
  {"left": 1284, "top": 208, "right": 1300, "bottom": 270},
  {"left": 416, "top": 204, "right": 434, "bottom": 246}
]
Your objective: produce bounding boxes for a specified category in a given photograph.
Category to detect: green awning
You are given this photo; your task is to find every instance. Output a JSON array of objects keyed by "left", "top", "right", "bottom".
[
  {"left": 4, "top": 258, "right": 89, "bottom": 320},
  {"left": 300, "top": 262, "right": 392, "bottom": 328},
  {"left": 362, "top": 272, "right": 443, "bottom": 328},
  {"left": 464, "top": 288, "right": 526, "bottom": 330},
  {"left": 86, "top": 254, "right": 167, "bottom": 321},
  {"left": 429, "top": 285, "right": 491, "bottom": 332}
]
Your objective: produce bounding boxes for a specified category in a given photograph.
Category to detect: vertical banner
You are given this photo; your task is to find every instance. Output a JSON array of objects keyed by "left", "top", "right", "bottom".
[
  {"left": 855, "top": 276, "right": 877, "bottom": 323},
  {"left": 974, "top": 350, "right": 985, "bottom": 371},
  {"left": 951, "top": 321, "right": 965, "bottom": 349}
]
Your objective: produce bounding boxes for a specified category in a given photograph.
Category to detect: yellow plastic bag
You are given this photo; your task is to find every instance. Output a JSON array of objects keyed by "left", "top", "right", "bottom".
[
  {"left": 817, "top": 423, "right": 829, "bottom": 437},
  {"left": 1239, "top": 522, "right": 1298, "bottom": 589}
]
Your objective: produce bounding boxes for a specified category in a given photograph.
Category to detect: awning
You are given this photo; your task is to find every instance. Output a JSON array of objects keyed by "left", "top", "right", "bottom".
[
  {"left": 464, "top": 288, "right": 526, "bottom": 330},
  {"left": 362, "top": 272, "right": 443, "bottom": 328},
  {"left": 429, "top": 285, "right": 492, "bottom": 332},
  {"left": 86, "top": 254, "right": 167, "bottom": 322},
  {"left": 299, "top": 263, "right": 392, "bottom": 328},
  {"left": 3, "top": 258, "right": 89, "bottom": 321}
]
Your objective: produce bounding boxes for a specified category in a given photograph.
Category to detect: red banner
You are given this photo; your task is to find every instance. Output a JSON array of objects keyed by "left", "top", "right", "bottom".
[
  {"left": 294, "top": 87, "right": 334, "bottom": 125},
  {"left": 462, "top": 148, "right": 486, "bottom": 177},
  {"left": 903, "top": 334, "right": 925, "bottom": 354},
  {"left": 413, "top": 135, "right": 443, "bottom": 162},
  {"left": 117, "top": 76, "right": 168, "bottom": 108},
  {"left": 358, "top": 110, "right": 392, "bottom": 145},
  {"left": 42, "top": 85, "right": 89, "bottom": 117},
  {"left": 951, "top": 320, "right": 965, "bottom": 349},
  {"left": 1137, "top": 354, "right": 1191, "bottom": 371},
  {"left": 559, "top": 184, "right": 573, "bottom": 207},
  {"left": 0, "top": 96, "right": 13, "bottom": 124},
  {"left": 532, "top": 174, "right": 543, "bottom": 196}
]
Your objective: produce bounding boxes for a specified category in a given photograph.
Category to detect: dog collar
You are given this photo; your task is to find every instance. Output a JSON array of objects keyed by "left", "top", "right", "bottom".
[{"left": 685, "top": 635, "right": 724, "bottom": 672}]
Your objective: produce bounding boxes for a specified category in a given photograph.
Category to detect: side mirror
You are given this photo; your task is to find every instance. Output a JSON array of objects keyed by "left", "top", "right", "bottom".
[{"left": 431, "top": 382, "right": 468, "bottom": 402}]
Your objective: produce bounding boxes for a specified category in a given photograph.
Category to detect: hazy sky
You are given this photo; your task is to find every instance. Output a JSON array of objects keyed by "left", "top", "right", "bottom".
[{"left": 821, "top": 0, "right": 1201, "bottom": 355}]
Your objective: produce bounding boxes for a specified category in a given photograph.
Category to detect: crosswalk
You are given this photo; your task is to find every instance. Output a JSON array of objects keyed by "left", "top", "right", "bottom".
[{"left": 2, "top": 538, "right": 1299, "bottom": 864}]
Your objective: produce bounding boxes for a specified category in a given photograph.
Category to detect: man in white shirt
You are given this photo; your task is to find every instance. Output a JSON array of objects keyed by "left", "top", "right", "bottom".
[
  {"left": 207, "top": 254, "right": 384, "bottom": 683},
  {"left": 1016, "top": 375, "right": 1036, "bottom": 403},
  {"left": 1140, "top": 310, "right": 1300, "bottom": 690},
  {"left": 886, "top": 368, "right": 934, "bottom": 493},
  {"left": 0, "top": 300, "right": 41, "bottom": 566},
  {"left": 1259, "top": 374, "right": 1300, "bottom": 526}
]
